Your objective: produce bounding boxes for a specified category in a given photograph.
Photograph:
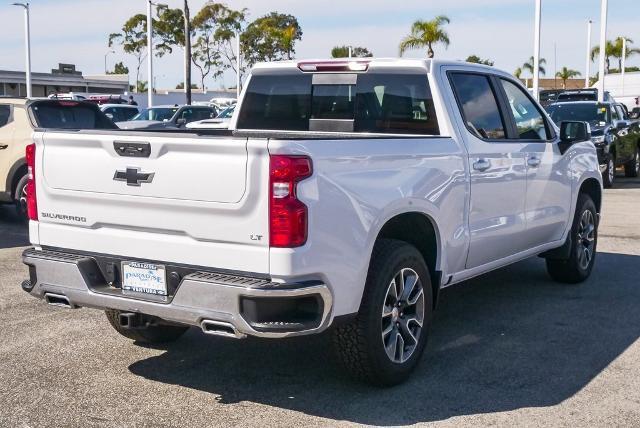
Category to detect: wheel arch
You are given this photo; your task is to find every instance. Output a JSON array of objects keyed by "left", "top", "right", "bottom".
[
  {"left": 579, "top": 177, "right": 602, "bottom": 214},
  {"left": 371, "top": 211, "right": 442, "bottom": 309},
  {"left": 6, "top": 157, "right": 27, "bottom": 199}
]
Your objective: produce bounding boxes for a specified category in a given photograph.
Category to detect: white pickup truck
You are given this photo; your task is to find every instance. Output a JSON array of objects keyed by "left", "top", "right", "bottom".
[{"left": 22, "top": 59, "right": 602, "bottom": 385}]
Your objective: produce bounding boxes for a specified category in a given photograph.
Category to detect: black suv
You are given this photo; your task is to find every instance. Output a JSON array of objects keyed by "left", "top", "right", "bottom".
[{"left": 547, "top": 101, "right": 640, "bottom": 187}]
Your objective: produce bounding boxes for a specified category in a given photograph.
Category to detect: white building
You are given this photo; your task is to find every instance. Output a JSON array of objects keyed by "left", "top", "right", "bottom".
[{"left": 593, "top": 72, "right": 640, "bottom": 109}]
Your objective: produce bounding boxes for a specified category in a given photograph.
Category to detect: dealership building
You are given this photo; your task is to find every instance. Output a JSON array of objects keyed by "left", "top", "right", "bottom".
[{"left": 0, "top": 63, "right": 129, "bottom": 97}]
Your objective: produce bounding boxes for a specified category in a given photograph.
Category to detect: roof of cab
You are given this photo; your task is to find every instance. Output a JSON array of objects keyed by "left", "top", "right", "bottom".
[{"left": 250, "top": 58, "right": 513, "bottom": 78}]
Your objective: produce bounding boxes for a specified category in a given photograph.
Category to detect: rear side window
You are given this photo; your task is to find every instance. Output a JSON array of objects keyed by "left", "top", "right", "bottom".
[
  {"left": 31, "top": 102, "right": 117, "bottom": 129},
  {"left": 237, "top": 72, "right": 439, "bottom": 135},
  {"left": 0, "top": 105, "right": 11, "bottom": 127},
  {"left": 449, "top": 73, "right": 506, "bottom": 140}
]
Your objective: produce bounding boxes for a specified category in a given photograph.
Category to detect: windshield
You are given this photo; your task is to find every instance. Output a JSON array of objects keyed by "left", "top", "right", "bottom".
[
  {"left": 132, "top": 107, "right": 178, "bottom": 121},
  {"left": 547, "top": 103, "right": 610, "bottom": 127},
  {"left": 217, "top": 105, "right": 235, "bottom": 119}
]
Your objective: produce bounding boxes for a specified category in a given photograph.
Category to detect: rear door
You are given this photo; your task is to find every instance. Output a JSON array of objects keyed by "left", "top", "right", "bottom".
[
  {"left": 496, "top": 78, "right": 572, "bottom": 249},
  {"left": 448, "top": 71, "right": 529, "bottom": 269},
  {"left": 36, "top": 131, "right": 271, "bottom": 273}
]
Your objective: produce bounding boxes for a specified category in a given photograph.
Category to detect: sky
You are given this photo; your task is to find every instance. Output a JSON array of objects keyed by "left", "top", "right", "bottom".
[{"left": 0, "top": 0, "right": 638, "bottom": 90}]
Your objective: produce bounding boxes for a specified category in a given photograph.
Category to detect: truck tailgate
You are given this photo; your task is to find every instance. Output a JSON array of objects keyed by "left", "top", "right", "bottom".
[{"left": 34, "top": 131, "right": 270, "bottom": 273}]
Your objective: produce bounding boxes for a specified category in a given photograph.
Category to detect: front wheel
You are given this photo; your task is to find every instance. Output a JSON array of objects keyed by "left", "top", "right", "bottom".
[
  {"left": 546, "top": 194, "right": 598, "bottom": 284},
  {"left": 624, "top": 148, "right": 639, "bottom": 178},
  {"left": 602, "top": 156, "right": 615, "bottom": 188},
  {"left": 332, "top": 239, "right": 433, "bottom": 386}
]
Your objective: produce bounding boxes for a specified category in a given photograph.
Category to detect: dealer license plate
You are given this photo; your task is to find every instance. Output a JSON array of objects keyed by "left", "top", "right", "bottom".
[{"left": 121, "top": 262, "right": 167, "bottom": 296}]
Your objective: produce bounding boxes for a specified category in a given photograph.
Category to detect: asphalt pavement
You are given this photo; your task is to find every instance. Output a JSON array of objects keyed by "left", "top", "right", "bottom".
[{"left": 1, "top": 178, "right": 639, "bottom": 427}]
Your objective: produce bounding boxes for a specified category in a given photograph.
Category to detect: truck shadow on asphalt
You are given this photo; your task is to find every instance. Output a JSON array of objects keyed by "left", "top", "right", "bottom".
[
  {"left": 0, "top": 206, "right": 29, "bottom": 249},
  {"left": 129, "top": 251, "right": 640, "bottom": 425}
]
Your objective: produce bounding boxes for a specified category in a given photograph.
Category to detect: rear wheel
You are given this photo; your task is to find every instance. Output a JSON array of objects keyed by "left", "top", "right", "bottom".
[
  {"left": 602, "top": 156, "right": 615, "bottom": 188},
  {"left": 332, "top": 239, "right": 433, "bottom": 386},
  {"left": 105, "top": 309, "right": 188, "bottom": 344},
  {"left": 546, "top": 194, "right": 598, "bottom": 283},
  {"left": 13, "top": 174, "right": 28, "bottom": 221},
  {"left": 624, "top": 147, "right": 639, "bottom": 178}
]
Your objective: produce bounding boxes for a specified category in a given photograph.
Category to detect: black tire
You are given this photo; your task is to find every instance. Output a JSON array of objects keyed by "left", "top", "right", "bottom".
[
  {"left": 602, "top": 155, "right": 615, "bottom": 188},
  {"left": 105, "top": 309, "right": 188, "bottom": 344},
  {"left": 624, "top": 147, "right": 639, "bottom": 178},
  {"left": 13, "top": 174, "right": 29, "bottom": 221},
  {"left": 332, "top": 239, "right": 433, "bottom": 386},
  {"left": 546, "top": 194, "right": 598, "bottom": 284}
]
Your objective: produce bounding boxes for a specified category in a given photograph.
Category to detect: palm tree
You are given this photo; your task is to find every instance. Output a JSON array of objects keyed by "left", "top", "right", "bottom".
[
  {"left": 399, "top": 15, "right": 450, "bottom": 58},
  {"left": 513, "top": 67, "right": 523, "bottom": 81},
  {"left": 555, "top": 67, "right": 581, "bottom": 89},
  {"left": 592, "top": 37, "right": 640, "bottom": 73},
  {"left": 522, "top": 56, "right": 547, "bottom": 76}
]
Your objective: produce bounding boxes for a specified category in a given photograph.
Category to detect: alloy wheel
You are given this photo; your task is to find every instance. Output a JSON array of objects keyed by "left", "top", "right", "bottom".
[
  {"left": 576, "top": 210, "right": 596, "bottom": 270},
  {"left": 18, "top": 183, "right": 28, "bottom": 214},
  {"left": 608, "top": 159, "right": 615, "bottom": 183},
  {"left": 381, "top": 268, "right": 425, "bottom": 363}
]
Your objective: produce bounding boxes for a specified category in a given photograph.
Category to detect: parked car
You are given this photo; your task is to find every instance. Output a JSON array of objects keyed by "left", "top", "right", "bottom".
[
  {"left": 539, "top": 89, "right": 564, "bottom": 107},
  {"left": 116, "top": 105, "right": 216, "bottom": 130},
  {"left": 556, "top": 89, "right": 614, "bottom": 103},
  {"left": 547, "top": 101, "right": 640, "bottom": 187},
  {"left": 0, "top": 98, "right": 116, "bottom": 219},
  {"left": 186, "top": 104, "right": 235, "bottom": 129},
  {"left": 22, "top": 59, "right": 602, "bottom": 386},
  {"left": 87, "top": 95, "right": 129, "bottom": 105},
  {"left": 100, "top": 104, "right": 139, "bottom": 123}
]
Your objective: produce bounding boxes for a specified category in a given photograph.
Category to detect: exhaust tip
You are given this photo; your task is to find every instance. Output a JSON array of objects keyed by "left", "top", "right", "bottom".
[
  {"left": 44, "top": 293, "right": 75, "bottom": 309},
  {"left": 200, "top": 320, "right": 246, "bottom": 339}
]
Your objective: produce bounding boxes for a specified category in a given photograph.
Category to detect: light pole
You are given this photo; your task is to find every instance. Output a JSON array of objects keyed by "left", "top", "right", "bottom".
[
  {"left": 585, "top": 20, "right": 592, "bottom": 88},
  {"left": 147, "top": 0, "right": 154, "bottom": 107},
  {"left": 597, "top": 0, "right": 608, "bottom": 102},
  {"left": 12, "top": 2, "right": 32, "bottom": 98},
  {"left": 104, "top": 50, "right": 115, "bottom": 73},
  {"left": 621, "top": 38, "right": 627, "bottom": 96},
  {"left": 532, "top": 0, "right": 542, "bottom": 101},
  {"left": 236, "top": 32, "right": 241, "bottom": 99}
]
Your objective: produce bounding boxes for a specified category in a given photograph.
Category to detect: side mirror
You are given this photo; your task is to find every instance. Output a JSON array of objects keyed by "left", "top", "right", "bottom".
[
  {"left": 614, "top": 120, "right": 627, "bottom": 130},
  {"left": 105, "top": 113, "right": 114, "bottom": 120},
  {"left": 560, "top": 121, "right": 591, "bottom": 144},
  {"left": 176, "top": 118, "right": 187, "bottom": 126}
]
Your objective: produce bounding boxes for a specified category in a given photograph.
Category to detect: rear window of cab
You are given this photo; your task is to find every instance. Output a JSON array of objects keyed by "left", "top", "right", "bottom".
[{"left": 237, "top": 72, "right": 440, "bottom": 135}]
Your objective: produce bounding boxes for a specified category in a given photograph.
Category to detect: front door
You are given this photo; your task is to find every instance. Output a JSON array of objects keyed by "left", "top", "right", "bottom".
[
  {"left": 498, "top": 78, "right": 572, "bottom": 248},
  {"left": 448, "top": 72, "right": 529, "bottom": 269}
]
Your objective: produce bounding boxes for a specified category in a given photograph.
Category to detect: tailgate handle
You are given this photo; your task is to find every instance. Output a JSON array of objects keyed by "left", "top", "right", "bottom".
[{"left": 113, "top": 141, "right": 151, "bottom": 158}]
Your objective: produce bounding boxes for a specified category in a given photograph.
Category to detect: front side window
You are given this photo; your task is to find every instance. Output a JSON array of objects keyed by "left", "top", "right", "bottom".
[
  {"left": 449, "top": 73, "right": 505, "bottom": 140},
  {"left": 0, "top": 105, "right": 12, "bottom": 127},
  {"left": 500, "top": 79, "right": 549, "bottom": 140}
]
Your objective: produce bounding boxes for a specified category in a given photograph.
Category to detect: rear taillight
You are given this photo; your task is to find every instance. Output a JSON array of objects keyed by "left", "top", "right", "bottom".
[
  {"left": 269, "top": 155, "right": 312, "bottom": 248},
  {"left": 25, "top": 143, "right": 37, "bottom": 221}
]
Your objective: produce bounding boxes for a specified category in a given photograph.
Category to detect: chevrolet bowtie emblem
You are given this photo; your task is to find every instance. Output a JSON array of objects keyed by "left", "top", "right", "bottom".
[{"left": 113, "top": 167, "right": 155, "bottom": 186}]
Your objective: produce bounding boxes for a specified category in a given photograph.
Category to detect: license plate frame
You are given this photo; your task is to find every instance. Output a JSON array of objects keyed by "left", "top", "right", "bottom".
[{"left": 121, "top": 261, "right": 168, "bottom": 297}]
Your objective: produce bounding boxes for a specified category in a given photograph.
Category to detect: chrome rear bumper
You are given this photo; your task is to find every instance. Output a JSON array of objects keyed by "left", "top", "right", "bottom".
[{"left": 22, "top": 248, "right": 333, "bottom": 338}]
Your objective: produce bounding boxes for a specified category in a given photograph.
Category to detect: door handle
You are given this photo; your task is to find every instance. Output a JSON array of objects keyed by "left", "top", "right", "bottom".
[
  {"left": 0, "top": 145, "right": 7, "bottom": 150},
  {"left": 527, "top": 156, "right": 541, "bottom": 168},
  {"left": 473, "top": 158, "right": 492, "bottom": 172}
]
